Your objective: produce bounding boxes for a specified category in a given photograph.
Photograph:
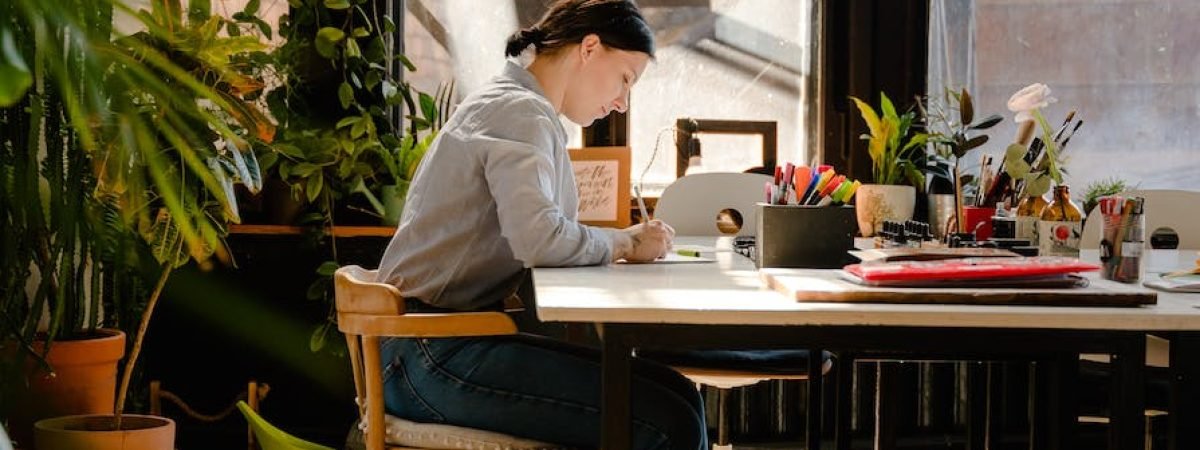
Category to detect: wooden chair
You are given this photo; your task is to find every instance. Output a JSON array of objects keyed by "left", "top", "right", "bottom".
[
  {"left": 653, "top": 172, "right": 773, "bottom": 236},
  {"left": 1080, "top": 189, "right": 1200, "bottom": 250},
  {"left": 333, "top": 265, "right": 560, "bottom": 450}
]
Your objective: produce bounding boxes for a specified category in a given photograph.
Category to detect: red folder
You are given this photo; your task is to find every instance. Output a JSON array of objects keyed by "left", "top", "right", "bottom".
[{"left": 844, "top": 257, "right": 1099, "bottom": 284}]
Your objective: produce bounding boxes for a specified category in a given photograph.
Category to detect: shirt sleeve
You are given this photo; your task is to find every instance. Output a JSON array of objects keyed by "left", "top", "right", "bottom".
[{"left": 477, "top": 99, "right": 613, "bottom": 267}]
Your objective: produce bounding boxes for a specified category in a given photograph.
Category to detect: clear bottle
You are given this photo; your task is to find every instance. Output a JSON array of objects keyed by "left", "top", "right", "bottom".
[
  {"left": 1015, "top": 194, "right": 1048, "bottom": 243},
  {"left": 1038, "top": 185, "right": 1084, "bottom": 257}
]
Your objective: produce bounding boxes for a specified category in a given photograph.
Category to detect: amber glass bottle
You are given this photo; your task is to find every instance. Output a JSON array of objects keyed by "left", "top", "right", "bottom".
[
  {"left": 1015, "top": 194, "right": 1048, "bottom": 243},
  {"left": 1038, "top": 185, "right": 1084, "bottom": 257}
]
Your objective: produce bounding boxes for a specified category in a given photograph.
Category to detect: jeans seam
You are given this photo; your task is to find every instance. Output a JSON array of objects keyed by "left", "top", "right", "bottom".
[
  {"left": 386, "top": 346, "right": 447, "bottom": 422},
  {"left": 415, "top": 339, "right": 672, "bottom": 447}
]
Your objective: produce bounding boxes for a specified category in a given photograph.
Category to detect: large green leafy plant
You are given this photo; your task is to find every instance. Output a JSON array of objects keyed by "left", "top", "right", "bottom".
[
  {"left": 1, "top": 0, "right": 273, "bottom": 426},
  {"left": 850, "top": 92, "right": 928, "bottom": 188},
  {"left": 262, "top": 0, "right": 451, "bottom": 227}
]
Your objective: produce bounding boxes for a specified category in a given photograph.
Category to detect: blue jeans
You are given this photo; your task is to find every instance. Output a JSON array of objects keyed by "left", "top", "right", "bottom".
[{"left": 380, "top": 334, "right": 708, "bottom": 449}]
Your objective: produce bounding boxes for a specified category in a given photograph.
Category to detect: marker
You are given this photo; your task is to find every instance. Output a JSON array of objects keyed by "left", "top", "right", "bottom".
[{"left": 676, "top": 249, "right": 701, "bottom": 257}]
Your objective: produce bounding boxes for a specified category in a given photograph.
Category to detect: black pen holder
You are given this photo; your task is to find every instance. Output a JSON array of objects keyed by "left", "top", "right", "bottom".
[{"left": 755, "top": 204, "right": 858, "bottom": 269}]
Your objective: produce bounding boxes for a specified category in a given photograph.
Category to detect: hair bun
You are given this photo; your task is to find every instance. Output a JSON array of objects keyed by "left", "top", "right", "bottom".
[{"left": 522, "top": 27, "right": 547, "bottom": 46}]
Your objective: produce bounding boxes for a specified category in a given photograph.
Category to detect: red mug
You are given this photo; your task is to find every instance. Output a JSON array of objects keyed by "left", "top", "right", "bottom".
[{"left": 963, "top": 206, "right": 996, "bottom": 241}]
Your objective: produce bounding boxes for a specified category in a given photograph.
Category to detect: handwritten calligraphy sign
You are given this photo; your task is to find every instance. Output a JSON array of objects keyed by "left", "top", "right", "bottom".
[{"left": 569, "top": 147, "right": 630, "bottom": 228}]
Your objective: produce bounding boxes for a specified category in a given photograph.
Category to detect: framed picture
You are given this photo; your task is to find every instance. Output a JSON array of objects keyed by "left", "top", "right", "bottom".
[{"left": 568, "top": 146, "right": 631, "bottom": 228}]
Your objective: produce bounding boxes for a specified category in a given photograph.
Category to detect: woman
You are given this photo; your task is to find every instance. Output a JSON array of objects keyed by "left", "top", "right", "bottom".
[{"left": 375, "top": 0, "right": 707, "bottom": 448}]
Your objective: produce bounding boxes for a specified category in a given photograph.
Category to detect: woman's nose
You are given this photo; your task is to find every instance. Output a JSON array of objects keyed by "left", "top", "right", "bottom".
[{"left": 612, "top": 97, "right": 628, "bottom": 114}]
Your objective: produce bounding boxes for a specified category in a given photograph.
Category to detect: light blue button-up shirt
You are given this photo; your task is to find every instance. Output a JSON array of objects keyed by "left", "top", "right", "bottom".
[{"left": 376, "top": 61, "right": 615, "bottom": 311}]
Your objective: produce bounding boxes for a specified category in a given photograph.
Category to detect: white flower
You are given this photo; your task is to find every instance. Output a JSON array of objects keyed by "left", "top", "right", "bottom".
[{"left": 1007, "top": 83, "right": 1057, "bottom": 122}]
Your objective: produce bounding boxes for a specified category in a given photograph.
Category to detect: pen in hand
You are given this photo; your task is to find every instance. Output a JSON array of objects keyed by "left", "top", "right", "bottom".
[{"left": 635, "top": 185, "right": 650, "bottom": 222}]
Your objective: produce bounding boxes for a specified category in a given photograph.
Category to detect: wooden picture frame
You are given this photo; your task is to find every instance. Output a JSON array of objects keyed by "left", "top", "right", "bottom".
[{"left": 568, "top": 146, "right": 631, "bottom": 228}]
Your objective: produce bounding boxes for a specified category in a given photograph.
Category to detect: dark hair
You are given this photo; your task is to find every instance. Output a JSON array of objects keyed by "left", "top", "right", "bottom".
[{"left": 504, "top": 0, "right": 655, "bottom": 59}]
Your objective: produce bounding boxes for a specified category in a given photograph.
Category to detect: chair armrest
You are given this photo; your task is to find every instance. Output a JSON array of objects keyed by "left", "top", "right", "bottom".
[{"left": 337, "top": 312, "right": 518, "bottom": 337}]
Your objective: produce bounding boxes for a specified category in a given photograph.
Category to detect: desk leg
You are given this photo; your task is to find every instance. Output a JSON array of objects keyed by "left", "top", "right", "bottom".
[
  {"left": 601, "top": 324, "right": 632, "bottom": 450},
  {"left": 966, "top": 362, "right": 988, "bottom": 450},
  {"left": 1110, "top": 332, "right": 1146, "bottom": 450},
  {"left": 874, "top": 362, "right": 899, "bottom": 450},
  {"left": 1169, "top": 332, "right": 1200, "bottom": 450},
  {"left": 1033, "top": 354, "right": 1078, "bottom": 450},
  {"left": 834, "top": 354, "right": 854, "bottom": 450},
  {"left": 808, "top": 348, "right": 824, "bottom": 450}
]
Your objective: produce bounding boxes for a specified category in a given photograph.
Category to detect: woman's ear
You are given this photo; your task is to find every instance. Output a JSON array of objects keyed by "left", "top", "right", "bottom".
[{"left": 578, "top": 33, "right": 602, "bottom": 63}]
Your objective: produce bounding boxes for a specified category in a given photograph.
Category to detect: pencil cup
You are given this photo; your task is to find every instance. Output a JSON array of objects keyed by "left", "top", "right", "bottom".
[
  {"left": 756, "top": 204, "right": 858, "bottom": 269},
  {"left": 1099, "top": 202, "right": 1145, "bottom": 283},
  {"left": 963, "top": 206, "right": 995, "bottom": 241}
]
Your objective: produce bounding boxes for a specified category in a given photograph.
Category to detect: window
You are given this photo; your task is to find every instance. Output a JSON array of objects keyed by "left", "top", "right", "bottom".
[
  {"left": 402, "top": 0, "right": 820, "bottom": 195},
  {"left": 931, "top": 0, "right": 1200, "bottom": 193},
  {"left": 631, "top": 0, "right": 819, "bottom": 195}
]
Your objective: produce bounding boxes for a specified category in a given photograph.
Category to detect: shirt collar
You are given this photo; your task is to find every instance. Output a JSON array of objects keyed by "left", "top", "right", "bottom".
[
  {"left": 502, "top": 60, "right": 549, "bottom": 99},
  {"left": 501, "top": 60, "right": 567, "bottom": 146}
]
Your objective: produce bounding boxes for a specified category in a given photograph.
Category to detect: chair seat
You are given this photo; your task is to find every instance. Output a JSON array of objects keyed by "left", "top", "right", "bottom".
[
  {"left": 636, "top": 349, "right": 829, "bottom": 376},
  {"left": 1077, "top": 359, "right": 1172, "bottom": 415},
  {"left": 346, "top": 414, "right": 562, "bottom": 450}
]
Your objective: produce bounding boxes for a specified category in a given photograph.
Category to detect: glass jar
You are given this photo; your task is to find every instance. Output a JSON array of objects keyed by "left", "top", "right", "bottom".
[
  {"left": 1038, "top": 185, "right": 1084, "bottom": 257},
  {"left": 1015, "top": 194, "right": 1048, "bottom": 243}
]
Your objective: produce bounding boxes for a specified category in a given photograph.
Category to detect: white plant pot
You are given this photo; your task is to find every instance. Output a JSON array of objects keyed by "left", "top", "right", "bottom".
[{"left": 854, "top": 184, "right": 916, "bottom": 237}]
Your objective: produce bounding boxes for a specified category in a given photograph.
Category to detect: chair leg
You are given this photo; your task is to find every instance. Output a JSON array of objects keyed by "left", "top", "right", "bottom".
[
  {"left": 717, "top": 387, "right": 730, "bottom": 447},
  {"left": 362, "top": 335, "right": 386, "bottom": 450}
]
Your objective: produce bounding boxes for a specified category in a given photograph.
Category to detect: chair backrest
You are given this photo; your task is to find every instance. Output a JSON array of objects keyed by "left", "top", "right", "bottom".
[
  {"left": 332, "top": 266, "right": 520, "bottom": 450},
  {"left": 236, "top": 401, "right": 334, "bottom": 450},
  {"left": 653, "top": 172, "right": 773, "bottom": 236},
  {"left": 1080, "top": 189, "right": 1200, "bottom": 249}
]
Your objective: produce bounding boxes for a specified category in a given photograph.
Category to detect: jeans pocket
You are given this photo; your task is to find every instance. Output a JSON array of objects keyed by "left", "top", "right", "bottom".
[{"left": 382, "top": 339, "right": 447, "bottom": 423}]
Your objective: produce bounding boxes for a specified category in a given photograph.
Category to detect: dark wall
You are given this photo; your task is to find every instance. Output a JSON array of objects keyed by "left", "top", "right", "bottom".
[{"left": 822, "top": 0, "right": 929, "bottom": 185}]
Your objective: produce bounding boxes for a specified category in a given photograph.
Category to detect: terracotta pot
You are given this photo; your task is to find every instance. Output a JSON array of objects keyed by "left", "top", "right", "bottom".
[
  {"left": 8, "top": 329, "right": 125, "bottom": 447},
  {"left": 854, "top": 184, "right": 916, "bottom": 237},
  {"left": 34, "top": 415, "right": 174, "bottom": 450}
]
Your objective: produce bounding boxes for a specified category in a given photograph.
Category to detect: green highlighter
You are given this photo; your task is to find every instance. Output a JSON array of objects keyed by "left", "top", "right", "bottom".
[{"left": 675, "top": 249, "right": 701, "bottom": 257}]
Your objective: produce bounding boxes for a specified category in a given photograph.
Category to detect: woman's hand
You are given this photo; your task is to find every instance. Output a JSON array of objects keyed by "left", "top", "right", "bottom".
[{"left": 612, "top": 220, "right": 676, "bottom": 263}]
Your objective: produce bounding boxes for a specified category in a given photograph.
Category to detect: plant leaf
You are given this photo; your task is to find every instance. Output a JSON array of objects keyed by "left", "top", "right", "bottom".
[
  {"left": 345, "top": 37, "right": 361, "bottom": 59},
  {"left": 962, "top": 134, "right": 989, "bottom": 152},
  {"left": 419, "top": 91, "right": 437, "bottom": 124},
  {"left": 315, "top": 27, "right": 345, "bottom": 58},
  {"left": 309, "top": 323, "right": 328, "bottom": 352},
  {"left": 306, "top": 173, "right": 323, "bottom": 203},
  {"left": 0, "top": 29, "right": 32, "bottom": 107},
  {"left": 316, "top": 261, "right": 340, "bottom": 276},
  {"left": 969, "top": 114, "right": 1003, "bottom": 131},
  {"left": 323, "top": 0, "right": 351, "bottom": 9},
  {"left": 338, "top": 82, "right": 354, "bottom": 109},
  {"left": 959, "top": 88, "right": 974, "bottom": 125}
]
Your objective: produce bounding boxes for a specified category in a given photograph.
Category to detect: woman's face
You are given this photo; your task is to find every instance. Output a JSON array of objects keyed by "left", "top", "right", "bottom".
[{"left": 562, "top": 34, "right": 650, "bottom": 126}]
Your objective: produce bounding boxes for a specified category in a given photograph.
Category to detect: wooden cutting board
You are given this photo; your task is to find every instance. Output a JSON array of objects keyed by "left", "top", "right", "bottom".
[{"left": 760, "top": 269, "right": 1157, "bottom": 307}]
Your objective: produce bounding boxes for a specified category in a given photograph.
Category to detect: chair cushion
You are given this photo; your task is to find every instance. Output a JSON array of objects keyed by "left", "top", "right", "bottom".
[
  {"left": 344, "top": 414, "right": 564, "bottom": 450},
  {"left": 636, "top": 348, "right": 828, "bottom": 375}
]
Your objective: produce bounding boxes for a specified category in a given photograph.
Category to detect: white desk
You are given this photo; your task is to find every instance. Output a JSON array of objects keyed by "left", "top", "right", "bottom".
[{"left": 532, "top": 237, "right": 1200, "bottom": 450}]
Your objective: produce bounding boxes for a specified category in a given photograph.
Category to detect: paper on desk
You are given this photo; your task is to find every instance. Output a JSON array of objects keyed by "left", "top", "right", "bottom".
[
  {"left": 1144, "top": 273, "right": 1200, "bottom": 293},
  {"left": 617, "top": 252, "right": 716, "bottom": 264}
]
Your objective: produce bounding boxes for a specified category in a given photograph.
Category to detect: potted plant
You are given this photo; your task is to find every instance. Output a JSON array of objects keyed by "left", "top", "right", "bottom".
[
  {"left": 260, "top": 0, "right": 446, "bottom": 228},
  {"left": 849, "top": 92, "right": 929, "bottom": 236},
  {"left": 2, "top": 0, "right": 274, "bottom": 447},
  {"left": 920, "top": 88, "right": 1003, "bottom": 237}
]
